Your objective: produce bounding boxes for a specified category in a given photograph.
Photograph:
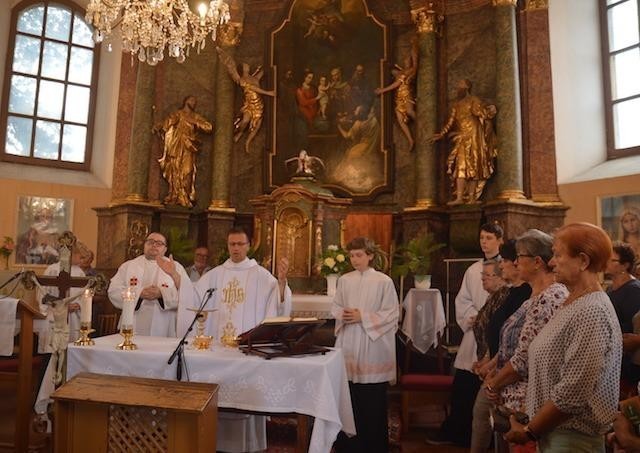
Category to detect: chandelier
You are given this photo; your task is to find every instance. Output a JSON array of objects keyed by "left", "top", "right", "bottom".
[{"left": 85, "top": 0, "right": 231, "bottom": 65}]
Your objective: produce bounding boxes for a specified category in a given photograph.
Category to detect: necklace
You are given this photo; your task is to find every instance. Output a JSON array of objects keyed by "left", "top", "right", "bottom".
[{"left": 563, "top": 285, "right": 600, "bottom": 306}]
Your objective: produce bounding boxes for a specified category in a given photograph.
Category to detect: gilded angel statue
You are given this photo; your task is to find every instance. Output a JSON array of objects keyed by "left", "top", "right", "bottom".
[
  {"left": 375, "top": 41, "right": 418, "bottom": 151},
  {"left": 216, "top": 47, "right": 276, "bottom": 153},
  {"left": 285, "top": 149, "right": 325, "bottom": 177}
]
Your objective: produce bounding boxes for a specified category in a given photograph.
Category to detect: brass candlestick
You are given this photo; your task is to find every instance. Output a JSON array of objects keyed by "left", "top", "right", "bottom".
[
  {"left": 74, "top": 322, "right": 95, "bottom": 346},
  {"left": 117, "top": 327, "right": 137, "bottom": 350}
]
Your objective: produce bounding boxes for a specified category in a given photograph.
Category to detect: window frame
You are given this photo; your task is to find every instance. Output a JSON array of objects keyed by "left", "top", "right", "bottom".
[
  {"left": 0, "top": 0, "right": 100, "bottom": 171},
  {"left": 599, "top": 0, "right": 640, "bottom": 159}
]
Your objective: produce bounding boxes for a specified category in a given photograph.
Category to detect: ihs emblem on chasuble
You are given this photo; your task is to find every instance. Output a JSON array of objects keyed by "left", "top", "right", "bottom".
[{"left": 221, "top": 277, "right": 246, "bottom": 347}]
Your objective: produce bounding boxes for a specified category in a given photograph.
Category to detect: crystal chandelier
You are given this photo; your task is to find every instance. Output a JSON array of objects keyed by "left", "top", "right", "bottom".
[{"left": 85, "top": 0, "right": 231, "bottom": 65}]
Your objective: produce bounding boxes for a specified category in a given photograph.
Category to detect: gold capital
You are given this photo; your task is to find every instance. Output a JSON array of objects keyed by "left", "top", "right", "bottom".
[
  {"left": 492, "top": 0, "right": 517, "bottom": 6},
  {"left": 525, "top": 0, "right": 548, "bottom": 10},
  {"left": 217, "top": 22, "right": 243, "bottom": 48},
  {"left": 411, "top": 5, "right": 443, "bottom": 35}
]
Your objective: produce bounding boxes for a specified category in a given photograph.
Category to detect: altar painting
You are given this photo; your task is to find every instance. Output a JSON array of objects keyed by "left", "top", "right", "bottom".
[{"left": 269, "top": 0, "right": 391, "bottom": 199}]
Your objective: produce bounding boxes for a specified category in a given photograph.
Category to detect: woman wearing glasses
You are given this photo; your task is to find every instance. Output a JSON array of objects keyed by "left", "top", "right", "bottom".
[{"left": 484, "top": 229, "right": 568, "bottom": 452}]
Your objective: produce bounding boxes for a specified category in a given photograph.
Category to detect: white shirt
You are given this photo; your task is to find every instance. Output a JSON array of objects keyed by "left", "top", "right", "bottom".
[
  {"left": 331, "top": 268, "right": 399, "bottom": 384},
  {"left": 453, "top": 259, "right": 488, "bottom": 371},
  {"left": 108, "top": 255, "right": 184, "bottom": 337}
]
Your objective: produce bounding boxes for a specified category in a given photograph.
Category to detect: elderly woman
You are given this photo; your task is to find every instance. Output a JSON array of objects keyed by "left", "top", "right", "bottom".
[
  {"left": 484, "top": 230, "right": 568, "bottom": 451},
  {"left": 470, "top": 241, "right": 533, "bottom": 453},
  {"left": 506, "top": 223, "right": 622, "bottom": 452}
]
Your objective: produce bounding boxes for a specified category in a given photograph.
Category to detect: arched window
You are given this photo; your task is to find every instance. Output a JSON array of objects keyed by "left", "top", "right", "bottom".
[
  {"left": 600, "top": 0, "right": 640, "bottom": 158},
  {"left": 0, "top": 0, "right": 99, "bottom": 170}
]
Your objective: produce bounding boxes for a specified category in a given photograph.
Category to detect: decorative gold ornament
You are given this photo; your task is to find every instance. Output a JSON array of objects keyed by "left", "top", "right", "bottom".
[
  {"left": 189, "top": 309, "right": 215, "bottom": 350},
  {"left": 525, "top": 0, "right": 548, "bottom": 10},
  {"left": 492, "top": 0, "right": 518, "bottom": 6},
  {"left": 220, "top": 321, "right": 239, "bottom": 348},
  {"left": 85, "top": 0, "right": 231, "bottom": 65},
  {"left": 411, "top": 4, "right": 444, "bottom": 35},
  {"left": 217, "top": 22, "right": 243, "bottom": 48}
]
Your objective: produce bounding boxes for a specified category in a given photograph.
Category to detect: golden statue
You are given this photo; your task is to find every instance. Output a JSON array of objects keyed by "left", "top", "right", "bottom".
[
  {"left": 431, "top": 79, "right": 497, "bottom": 205},
  {"left": 154, "top": 96, "right": 213, "bottom": 207},
  {"left": 375, "top": 41, "right": 418, "bottom": 151},
  {"left": 217, "top": 47, "right": 276, "bottom": 153}
]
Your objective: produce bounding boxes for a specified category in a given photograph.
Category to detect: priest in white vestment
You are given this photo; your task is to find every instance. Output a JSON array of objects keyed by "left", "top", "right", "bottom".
[
  {"left": 108, "top": 232, "right": 186, "bottom": 337},
  {"left": 163, "top": 227, "right": 292, "bottom": 453}
]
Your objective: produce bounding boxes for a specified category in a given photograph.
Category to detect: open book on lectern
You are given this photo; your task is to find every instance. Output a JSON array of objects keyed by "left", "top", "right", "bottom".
[{"left": 237, "top": 317, "right": 330, "bottom": 359}]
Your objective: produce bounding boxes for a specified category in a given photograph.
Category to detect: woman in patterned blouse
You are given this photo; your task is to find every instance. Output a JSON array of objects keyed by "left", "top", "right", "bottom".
[
  {"left": 484, "top": 229, "right": 568, "bottom": 451},
  {"left": 505, "top": 223, "right": 622, "bottom": 453}
]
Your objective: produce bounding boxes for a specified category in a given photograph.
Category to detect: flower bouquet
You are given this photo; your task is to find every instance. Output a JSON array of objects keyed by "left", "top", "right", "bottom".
[
  {"left": 320, "top": 245, "right": 351, "bottom": 276},
  {"left": 0, "top": 236, "right": 14, "bottom": 269}
]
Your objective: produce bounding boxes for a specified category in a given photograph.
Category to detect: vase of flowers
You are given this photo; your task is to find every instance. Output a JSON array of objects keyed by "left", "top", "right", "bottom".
[
  {"left": 320, "top": 245, "right": 351, "bottom": 296},
  {"left": 0, "top": 236, "right": 14, "bottom": 270}
]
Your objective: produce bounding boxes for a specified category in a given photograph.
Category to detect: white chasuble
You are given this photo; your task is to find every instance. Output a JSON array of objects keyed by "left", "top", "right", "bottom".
[
  {"left": 176, "top": 257, "right": 279, "bottom": 453},
  {"left": 177, "top": 257, "right": 279, "bottom": 340},
  {"left": 108, "top": 255, "right": 183, "bottom": 337}
]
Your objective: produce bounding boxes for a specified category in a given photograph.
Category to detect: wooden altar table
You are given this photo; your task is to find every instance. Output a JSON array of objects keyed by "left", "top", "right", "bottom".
[{"left": 66, "top": 334, "right": 356, "bottom": 453}]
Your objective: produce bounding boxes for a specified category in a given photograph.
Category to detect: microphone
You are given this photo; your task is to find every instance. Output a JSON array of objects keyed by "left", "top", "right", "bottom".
[{"left": 205, "top": 287, "right": 216, "bottom": 295}]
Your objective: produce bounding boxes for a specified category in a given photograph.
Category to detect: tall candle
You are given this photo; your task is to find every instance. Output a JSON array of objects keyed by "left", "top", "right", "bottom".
[
  {"left": 121, "top": 287, "right": 136, "bottom": 328},
  {"left": 80, "top": 288, "right": 93, "bottom": 323}
]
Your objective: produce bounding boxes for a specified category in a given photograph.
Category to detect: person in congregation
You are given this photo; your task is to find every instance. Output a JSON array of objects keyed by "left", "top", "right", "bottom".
[
  {"left": 468, "top": 258, "right": 507, "bottom": 452},
  {"left": 186, "top": 246, "right": 212, "bottom": 282},
  {"left": 163, "top": 226, "right": 291, "bottom": 453},
  {"left": 505, "top": 223, "right": 622, "bottom": 452},
  {"left": 108, "top": 232, "right": 186, "bottom": 337},
  {"left": 470, "top": 239, "right": 532, "bottom": 453},
  {"left": 484, "top": 229, "right": 568, "bottom": 452},
  {"left": 427, "top": 222, "right": 503, "bottom": 446},
  {"left": 606, "top": 241, "right": 640, "bottom": 389},
  {"left": 331, "top": 237, "right": 399, "bottom": 453},
  {"left": 39, "top": 241, "right": 90, "bottom": 344},
  {"left": 78, "top": 244, "right": 97, "bottom": 276}
]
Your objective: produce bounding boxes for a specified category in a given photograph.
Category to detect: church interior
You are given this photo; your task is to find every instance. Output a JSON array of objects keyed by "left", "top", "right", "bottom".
[{"left": 1, "top": 0, "right": 640, "bottom": 451}]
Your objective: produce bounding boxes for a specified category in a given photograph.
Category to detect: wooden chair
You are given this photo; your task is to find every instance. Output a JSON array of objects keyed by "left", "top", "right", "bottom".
[
  {"left": 399, "top": 334, "right": 454, "bottom": 434},
  {"left": 96, "top": 313, "right": 119, "bottom": 337}
]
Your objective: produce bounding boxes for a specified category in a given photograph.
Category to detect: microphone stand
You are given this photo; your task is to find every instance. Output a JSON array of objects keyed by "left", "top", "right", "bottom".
[{"left": 168, "top": 288, "right": 215, "bottom": 381}]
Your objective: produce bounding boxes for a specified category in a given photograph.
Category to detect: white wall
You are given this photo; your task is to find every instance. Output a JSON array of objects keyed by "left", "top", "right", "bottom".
[
  {"left": 549, "top": 0, "right": 608, "bottom": 184},
  {"left": 0, "top": 0, "right": 121, "bottom": 188}
]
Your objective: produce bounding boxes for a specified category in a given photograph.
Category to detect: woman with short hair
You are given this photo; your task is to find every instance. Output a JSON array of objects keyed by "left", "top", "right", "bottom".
[{"left": 505, "top": 223, "right": 622, "bottom": 452}]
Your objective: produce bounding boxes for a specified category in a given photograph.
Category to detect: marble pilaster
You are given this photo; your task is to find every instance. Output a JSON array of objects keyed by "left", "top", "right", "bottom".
[
  {"left": 519, "top": 1, "right": 561, "bottom": 203},
  {"left": 209, "top": 23, "right": 243, "bottom": 212},
  {"left": 411, "top": 4, "right": 442, "bottom": 209},
  {"left": 126, "top": 64, "right": 156, "bottom": 202},
  {"left": 493, "top": 1, "right": 525, "bottom": 200}
]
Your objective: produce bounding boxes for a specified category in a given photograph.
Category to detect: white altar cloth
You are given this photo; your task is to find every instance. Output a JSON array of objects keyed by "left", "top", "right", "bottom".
[
  {"left": 65, "top": 334, "right": 355, "bottom": 453},
  {"left": 400, "top": 288, "right": 446, "bottom": 353}
]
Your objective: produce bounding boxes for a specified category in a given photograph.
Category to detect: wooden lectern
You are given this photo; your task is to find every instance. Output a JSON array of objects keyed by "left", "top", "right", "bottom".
[{"left": 52, "top": 373, "right": 218, "bottom": 453}]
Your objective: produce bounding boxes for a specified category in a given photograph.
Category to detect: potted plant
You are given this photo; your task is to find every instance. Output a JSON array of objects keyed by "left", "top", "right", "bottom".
[{"left": 392, "top": 233, "right": 446, "bottom": 290}]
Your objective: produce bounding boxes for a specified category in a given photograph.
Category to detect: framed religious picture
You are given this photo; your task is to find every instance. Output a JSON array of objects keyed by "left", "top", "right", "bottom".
[
  {"left": 599, "top": 193, "right": 640, "bottom": 259},
  {"left": 14, "top": 195, "right": 74, "bottom": 265},
  {"left": 267, "top": 0, "right": 393, "bottom": 201}
]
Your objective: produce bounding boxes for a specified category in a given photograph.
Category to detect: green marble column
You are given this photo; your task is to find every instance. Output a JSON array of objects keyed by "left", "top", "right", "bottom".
[
  {"left": 493, "top": 0, "right": 525, "bottom": 200},
  {"left": 126, "top": 64, "right": 156, "bottom": 202},
  {"left": 209, "top": 24, "right": 241, "bottom": 211},
  {"left": 411, "top": 6, "right": 442, "bottom": 209}
]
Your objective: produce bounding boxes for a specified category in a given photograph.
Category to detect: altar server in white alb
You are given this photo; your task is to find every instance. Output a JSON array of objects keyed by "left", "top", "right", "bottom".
[
  {"left": 164, "top": 226, "right": 291, "bottom": 453},
  {"left": 108, "top": 232, "right": 186, "bottom": 337},
  {"left": 331, "top": 236, "right": 399, "bottom": 453}
]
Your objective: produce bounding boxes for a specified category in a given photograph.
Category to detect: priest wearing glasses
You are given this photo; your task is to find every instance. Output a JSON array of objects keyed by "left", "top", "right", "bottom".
[{"left": 108, "top": 232, "right": 188, "bottom": 337}]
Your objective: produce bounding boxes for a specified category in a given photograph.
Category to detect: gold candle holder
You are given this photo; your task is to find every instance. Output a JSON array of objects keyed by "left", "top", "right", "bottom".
[
  {"left": 74, "top": 322, "right": 95, "bottom": 346},
  {"left": 188, "top": 308, "right": 214, "bottom": 350},
  {"left": 116, "top": 327, "right": 137, "bottom": 350}
]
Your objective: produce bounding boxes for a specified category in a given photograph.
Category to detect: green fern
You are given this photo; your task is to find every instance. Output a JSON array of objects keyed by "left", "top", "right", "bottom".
[
  {"left": 391, "top": 233, "right": 446, "bottom": 279},
  {"left": 164, "top": 227, "right": 195, "bottom": 266}
]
